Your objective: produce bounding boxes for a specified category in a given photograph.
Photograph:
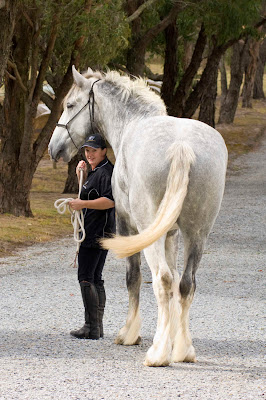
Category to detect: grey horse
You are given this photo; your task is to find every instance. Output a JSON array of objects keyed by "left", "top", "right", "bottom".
[{"left": 48, "top": 66, "right": 228, "bottom": 367}]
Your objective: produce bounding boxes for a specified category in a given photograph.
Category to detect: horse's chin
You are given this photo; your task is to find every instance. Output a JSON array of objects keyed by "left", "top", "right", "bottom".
[
  {"left": 62, "top": 152, "right": 72, "bottom": 163},
  {"left": 49, "top": 147, "right": 73, "bottom": 163}
]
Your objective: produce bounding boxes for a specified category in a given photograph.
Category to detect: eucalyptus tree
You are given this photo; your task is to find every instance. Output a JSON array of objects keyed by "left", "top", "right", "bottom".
[
  {"left": 160, "top": 0, "right": 263, "bottom": 126},
  {"left": 122, "top": 0, "right": 263, "bottom": 127},
  {"left": 218, "top": 24, "right": 265, "bottom": 122},
  {"left": 0, "top": 0, "right": 129, "bottom": 216}
]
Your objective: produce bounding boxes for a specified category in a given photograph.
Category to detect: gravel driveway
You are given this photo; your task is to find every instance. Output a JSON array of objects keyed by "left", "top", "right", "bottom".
[{"left": 0, "top": 136, "right": 265, "bottom": 400}]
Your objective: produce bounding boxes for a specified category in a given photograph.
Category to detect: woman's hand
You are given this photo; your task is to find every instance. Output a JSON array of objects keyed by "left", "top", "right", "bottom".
[
  {"left": 76, "top": 160, "right": 87, "bottom": 182},
  {"left": 69, "top": 199, "right": 85, "bottom": 211}
]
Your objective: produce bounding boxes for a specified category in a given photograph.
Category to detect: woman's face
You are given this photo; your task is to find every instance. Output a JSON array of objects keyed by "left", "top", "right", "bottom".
[{"left": 84, "top": 147, "right": 106, "bottom": 170}]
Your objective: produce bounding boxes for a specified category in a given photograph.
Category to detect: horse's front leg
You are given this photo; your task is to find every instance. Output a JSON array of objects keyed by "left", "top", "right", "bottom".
[{"left": 115, "top": 252, "right": 142, "bottom": 345}]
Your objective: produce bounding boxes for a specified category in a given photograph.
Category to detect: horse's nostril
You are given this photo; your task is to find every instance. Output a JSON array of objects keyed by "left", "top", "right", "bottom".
[
  {"left": 54, "top": 149, "right": 63, "bottom": 162},
  {"left": 48, "top": 144, "right": 62, "bottom": 162}
]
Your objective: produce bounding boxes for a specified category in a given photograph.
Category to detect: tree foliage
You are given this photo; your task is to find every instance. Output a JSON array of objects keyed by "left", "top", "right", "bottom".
[
  {"left": 199, "top": 0, "right": 261, "bottom": 43},
  {"left": 0, "top": 0, "right": 265, "bottom": 216},
  {"left": 156, "top": 0, "right": 264, "bottom": 125},
  {"left": 0, "top": 0, "right": 129, "bottom": 216}
]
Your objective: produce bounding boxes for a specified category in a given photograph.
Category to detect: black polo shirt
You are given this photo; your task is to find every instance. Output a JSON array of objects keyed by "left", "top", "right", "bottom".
[{"left": 80, "top": 157, "right": 115, "bottom": 248}]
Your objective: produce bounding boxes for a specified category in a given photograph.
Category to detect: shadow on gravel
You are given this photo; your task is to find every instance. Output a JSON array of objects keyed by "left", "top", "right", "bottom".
[
  {"left": 0, "top": 330, "right": 147, "bottom": 362},
  {"left": 0, "top": 331, "right": 264, "bottom": 365},
  {"left": 194, "top": 337, "right": 265, "bottom": 358}
]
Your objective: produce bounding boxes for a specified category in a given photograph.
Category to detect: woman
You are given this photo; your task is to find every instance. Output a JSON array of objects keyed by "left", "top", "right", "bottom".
[{"left": 69, "top": 133, "right": 115, "bottom": 340}]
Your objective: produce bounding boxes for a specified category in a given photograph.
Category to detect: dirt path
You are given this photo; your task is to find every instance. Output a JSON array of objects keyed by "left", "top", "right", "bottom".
[{"left": 0, "top": 135, "right": 265, "bottom": 400}]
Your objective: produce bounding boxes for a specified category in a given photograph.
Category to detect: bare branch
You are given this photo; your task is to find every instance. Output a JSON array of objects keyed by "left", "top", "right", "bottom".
[
  {"left": 32, "top": 13, "right": 59, "bottom": 107},
  {"left": 7, "top": 59, "right": 27, "bottom": 92},
  {"left": 127, "top": 0, "right": 159, "bottom": 23},
  {"left": 5, "top": 70, "right": 16, "bottom": 80},
  {"left": 138, "top": 1, "right": 186, "bottom": 48},
  {"left": 22, "top": 9, "right": 34, "bottom": 28}
]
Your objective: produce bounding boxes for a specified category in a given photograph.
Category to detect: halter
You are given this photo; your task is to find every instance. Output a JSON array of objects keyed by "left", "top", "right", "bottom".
[{"left": 56, "top": 79, "right": 101, "bottom": 149}]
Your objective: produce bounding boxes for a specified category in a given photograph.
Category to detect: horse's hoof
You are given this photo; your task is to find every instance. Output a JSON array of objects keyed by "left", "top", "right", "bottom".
[
  {"left": 115, "top": 335, "right": 142, "bottom": 345},
  {"left": 183, "top": 346, "right": 197, "bottom": 363},
  {"left": 184, "top": 355, "right": 197, "bottom": 363},
  {"left": 172, "top": 345, "right": 196, "bottom": 363},
  {"left": 144, "top": 346, "right": 171, "bottom": 367},
  {"left": 133, "top": 336, "right": 141, "bottom": 345},
  {"left": 143, "top": 356, "right": 170, "bottom": 367},
  {"left": 115, "top": 336, "right": 124, "bottom": 345}
]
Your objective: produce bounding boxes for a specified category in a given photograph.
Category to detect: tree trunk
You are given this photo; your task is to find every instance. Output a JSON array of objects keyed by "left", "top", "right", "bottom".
[
  {"left": 173, "top": 24, "right": 207, "bottom": 117},
  {"left": 0, "top": 105, "right": 35, "bottom": 216},
  {"left": 161, "top": 21, "right": 178, "bottom": 115},
  {"left": 182, "top": 40, "right": 194, "bottom": 71},
  {"left": 219, "top": 55, "right": 228, "bottom": 103},
  {"left": 0, "top": 13, "right": 34, "bottom": 216},
  {"left": 63, "top": 153, "right": 84, "bottom": 194},
  {"left": 0, "top": 0, "right": 17, "bottom": 85},
  {"left": 198, "top": 66, "right": 218, "bottom": 127},
  {"left": 182, "top": 41, "right": 224, "bottom": 119},
  {"left": 218, "top": 40, "right": 248, "bottom": 124},
  {"left": 0, "top": 157, "right": 35, "bottom": 216},
  {"left": 242, "top": 38, "right": 261, "bottom": 108},
  {"left": 161, "top": 24, "right": 206, "bottom": 117},
  {"left": 125, "top": 0, "right": 146, "bottom": 76},
  {"left": 253, "top": 36, "right": 266, "bottom": 99},
  {"left": 126, "top": 43, "right": 147, "bottom": 76}
]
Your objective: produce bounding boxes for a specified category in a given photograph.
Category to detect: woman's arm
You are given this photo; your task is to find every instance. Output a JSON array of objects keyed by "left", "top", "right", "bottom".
[{"left": 69, "top": 197, "right": 115, "bottom": 211}]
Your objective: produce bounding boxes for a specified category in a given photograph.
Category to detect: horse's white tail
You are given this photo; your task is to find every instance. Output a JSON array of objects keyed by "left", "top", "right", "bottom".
[{"left": 101, "top": 142, "right": 195, "bottom": 258}]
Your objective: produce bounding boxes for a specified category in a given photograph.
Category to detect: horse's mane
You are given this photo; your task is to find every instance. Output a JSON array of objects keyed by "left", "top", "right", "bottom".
[{"left": 83, "top": 69, "right": 166, "bottom": 114}]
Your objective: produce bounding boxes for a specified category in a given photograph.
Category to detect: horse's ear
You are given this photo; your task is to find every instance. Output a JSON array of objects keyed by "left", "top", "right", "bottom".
[
  {"left": 87, "top": 67, "right": 94, "bottom": 75},
  {"left": 72, "top": 65, "right": 88, "bottom": 88}
]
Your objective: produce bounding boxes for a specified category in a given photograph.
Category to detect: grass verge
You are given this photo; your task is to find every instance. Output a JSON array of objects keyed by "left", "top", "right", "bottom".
[{"left": 0, "top": 159, "right": 73, "bottom": 258}]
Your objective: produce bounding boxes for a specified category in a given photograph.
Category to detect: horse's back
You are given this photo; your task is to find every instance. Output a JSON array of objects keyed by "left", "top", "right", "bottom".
[{"left": 122, "top": 116, "right": 227, "bottom": 183}]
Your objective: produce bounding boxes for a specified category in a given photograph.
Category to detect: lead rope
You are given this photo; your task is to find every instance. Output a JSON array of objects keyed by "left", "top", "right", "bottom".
[{"left": 54, "top": 168, "right": 86, "bottom": 267}]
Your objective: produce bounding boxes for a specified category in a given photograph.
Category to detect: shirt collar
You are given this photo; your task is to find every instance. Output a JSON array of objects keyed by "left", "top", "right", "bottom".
[{"left": 93, "top": 156, "right": 109, "bottom": 172}]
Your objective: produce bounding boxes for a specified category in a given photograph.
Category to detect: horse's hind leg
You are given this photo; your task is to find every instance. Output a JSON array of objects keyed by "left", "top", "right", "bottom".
[
  {"left": 165, "top": 229, "right": 181, "bottom": 344},
  {"left": 143, "top": 237, "right": 174, "bottom": 367},
  {"left": 115, "top": 252, "right": 142, "bottom": 345},
  {"left": 172, "top": 234, "right": 205, "bottom": 363}
]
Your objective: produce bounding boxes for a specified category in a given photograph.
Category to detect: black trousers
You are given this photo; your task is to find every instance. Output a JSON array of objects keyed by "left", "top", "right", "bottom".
[{"left": 78, "top": 246, "right": 108, "bottom": 284}]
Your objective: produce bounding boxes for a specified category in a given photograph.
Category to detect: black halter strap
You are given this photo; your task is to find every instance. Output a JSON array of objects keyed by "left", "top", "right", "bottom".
[
  {"left": 88, "top": 79, "right": 100, "bottom": 135},
  {"left": 56, "top": 79, "right": 101, "bottom": 149}
]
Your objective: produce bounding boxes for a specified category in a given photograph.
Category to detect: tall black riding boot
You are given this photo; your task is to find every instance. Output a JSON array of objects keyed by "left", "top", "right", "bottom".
[
  {"left": 70, "top": 282, "right": 100, "bottom": 340},
  {"left": 83, "top": 281, "right": 100, "bottom": 339},
  {"left": 95, "top": 281, "right": 106, "bottom": 338}
]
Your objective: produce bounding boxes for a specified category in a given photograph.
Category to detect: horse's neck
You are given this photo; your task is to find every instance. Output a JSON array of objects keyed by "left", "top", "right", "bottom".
[{"left": 96, "top": 94, "right": 142, "bottom": 156}]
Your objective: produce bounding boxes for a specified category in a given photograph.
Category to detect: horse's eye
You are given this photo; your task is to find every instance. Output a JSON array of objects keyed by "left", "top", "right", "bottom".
[{"left": 67, "top": 102, "right": 73, "bottom": 109}]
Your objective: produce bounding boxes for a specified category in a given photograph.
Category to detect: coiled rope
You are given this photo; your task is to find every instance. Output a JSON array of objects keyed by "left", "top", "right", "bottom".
[{"left": 54, "top": 169, "right": 86, "bottom": 261}]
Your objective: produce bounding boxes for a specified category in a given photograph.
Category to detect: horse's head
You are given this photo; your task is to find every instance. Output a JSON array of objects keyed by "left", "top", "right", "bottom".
[{"left": 48, "top": 66, "right": 102, "bottom": 162}]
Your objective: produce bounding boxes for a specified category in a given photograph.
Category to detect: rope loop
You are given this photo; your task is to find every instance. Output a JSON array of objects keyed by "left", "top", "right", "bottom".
[{"left": 54, "top": 169, "right": 86, "bottom": 253}]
